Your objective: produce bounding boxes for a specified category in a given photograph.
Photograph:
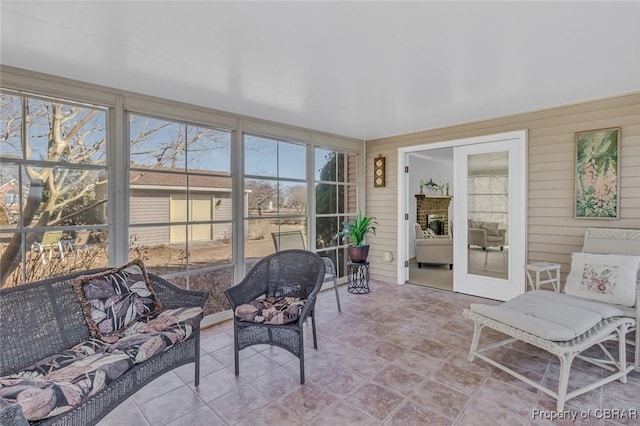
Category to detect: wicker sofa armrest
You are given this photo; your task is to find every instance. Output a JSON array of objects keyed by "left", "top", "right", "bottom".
[
  {"left": 148, "top": 273, "right": 208, "bottom": 310},
  {"left": 0, "top": 399, "right": 28, "bottom": 426}
]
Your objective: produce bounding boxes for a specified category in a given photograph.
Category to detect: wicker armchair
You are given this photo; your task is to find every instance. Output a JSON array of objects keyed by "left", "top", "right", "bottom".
[{"left": 224, "top": 249, "right": 325, "bottom": 384}]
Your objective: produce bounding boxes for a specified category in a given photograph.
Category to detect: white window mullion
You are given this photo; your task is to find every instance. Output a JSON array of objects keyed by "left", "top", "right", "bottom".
[
  {"left": 111, "top": 96, "right": 129, "bottom": 266},
  {"left": 307, "top": 144, "right": 316, "bottom": 252},
  {"left": 233, "top": 126, "right": 245, "bottom": 284}
]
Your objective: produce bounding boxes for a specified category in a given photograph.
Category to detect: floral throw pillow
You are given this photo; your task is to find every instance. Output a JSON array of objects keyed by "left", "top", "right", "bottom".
[
  {"left": 564, "top": 252, "right": 640, "bottom": 307},
  {"left": 73, "top": 259, "right": 163, "bottom": 338},
  {"left": 424, "top": 228, "right": 437, "bottom": 239}
]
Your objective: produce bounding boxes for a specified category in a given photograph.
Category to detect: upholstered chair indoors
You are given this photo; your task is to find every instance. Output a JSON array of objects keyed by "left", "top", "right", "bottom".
[
  {"left": 414, "top": 223, "right": 453, "bottom": 269},
  {"left": 468, "top": 220, "right": 506, "bottom": 250}
]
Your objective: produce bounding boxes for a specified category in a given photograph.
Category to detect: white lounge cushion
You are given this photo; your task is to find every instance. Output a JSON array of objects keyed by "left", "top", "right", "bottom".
[
  {"left": 470, "top": 291, "right": 633, "bottom": 341},
  {"left": 564, "top": 252, "right": 640, "bottom": 307}
]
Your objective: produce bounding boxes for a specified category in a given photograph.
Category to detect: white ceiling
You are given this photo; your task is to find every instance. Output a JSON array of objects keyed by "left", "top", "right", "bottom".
[{"left": 2, "top": 1, "right": 640, "bottom": 140}]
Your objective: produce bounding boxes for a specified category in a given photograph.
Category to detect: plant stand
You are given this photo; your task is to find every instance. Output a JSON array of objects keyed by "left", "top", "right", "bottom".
[{"left": 347, "top": 261, "right": 370, "bottom": 294}]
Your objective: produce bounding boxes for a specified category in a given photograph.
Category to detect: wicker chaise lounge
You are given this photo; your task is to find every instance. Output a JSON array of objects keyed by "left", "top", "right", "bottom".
[
  {"left": 463, "top": 228, "right": 640, "bottom": 411},
  {"left": 0, "top": 262, "right": 207, "bottom": 425}
]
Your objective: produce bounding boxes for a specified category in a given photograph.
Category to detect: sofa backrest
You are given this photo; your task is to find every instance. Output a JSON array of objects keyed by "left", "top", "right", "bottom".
[{"left": 0, "top": 268, "right": 107, "bottom": 376}]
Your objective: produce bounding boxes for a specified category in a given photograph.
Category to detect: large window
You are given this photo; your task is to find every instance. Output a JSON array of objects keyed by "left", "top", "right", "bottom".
[
  {"left": 315, "top": 148, "right": 358, "bottom": 278},
  {"left": 128, "top": 114, "right": 232, "bottom": 316},
  {"left": 244, "top": 134, "right": 307, "bottom": 269},
  {"left": 1, "top": 72, "right": 363, "bottom": 321},
  {"left": 0, "top": 91, "right": 109, "bottom": 288}
]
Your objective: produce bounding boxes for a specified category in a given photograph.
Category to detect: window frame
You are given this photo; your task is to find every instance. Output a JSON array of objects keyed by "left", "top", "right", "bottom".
[
  {"left": 0, "top": 68, "right": 364, "bottom": 322},
  {"left": 0, "top": 89, "right": 111, "bottom": 286}
]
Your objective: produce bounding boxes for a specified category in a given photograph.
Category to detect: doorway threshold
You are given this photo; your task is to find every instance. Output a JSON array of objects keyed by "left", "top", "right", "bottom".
[{"left": 408, "top": 260, "right": 453, "bottom": 292}]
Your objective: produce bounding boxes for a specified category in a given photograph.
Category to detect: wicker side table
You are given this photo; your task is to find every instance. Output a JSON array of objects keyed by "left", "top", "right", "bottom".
[
  {"left": 347, "top": 261, "right": 370, "bottom": 294},
  {"left": 524, "top": 262, "right": 561, "bottom": 292}
]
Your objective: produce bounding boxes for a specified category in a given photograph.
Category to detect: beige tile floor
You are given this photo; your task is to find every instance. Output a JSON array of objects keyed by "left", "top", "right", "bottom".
[{"left": 98, "top": 281, "right": 639, "bottom": 426}]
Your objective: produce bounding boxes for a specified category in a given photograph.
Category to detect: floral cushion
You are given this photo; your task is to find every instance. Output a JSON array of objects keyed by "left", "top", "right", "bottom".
[
  {"left": 0, "top": 306, "right": 202, "bottom": 422},
  {"left": 0, "top": 351, "right": 134, "bottom": 421},
  {"left": 73, "top": 259, "right": 162, "bottom": 338},
  {"left": 235, "top": 296, "right": 306, "bottom": 324},
  {"left": 107, "top": 307, "right": 203, "bottom": 363}
]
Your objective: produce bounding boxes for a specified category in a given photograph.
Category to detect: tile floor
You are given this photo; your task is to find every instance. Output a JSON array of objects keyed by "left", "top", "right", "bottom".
[{"left": 99, "top": 281, "right": 639, "bottom": 426}]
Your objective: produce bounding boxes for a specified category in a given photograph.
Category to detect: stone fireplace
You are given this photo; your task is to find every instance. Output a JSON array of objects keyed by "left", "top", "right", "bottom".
[{"left": 415, "top": 194, "right": 453, "bottom": 235}]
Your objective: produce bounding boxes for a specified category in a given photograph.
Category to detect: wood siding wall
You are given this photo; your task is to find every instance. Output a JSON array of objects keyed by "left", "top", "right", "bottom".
[{"left": 365, "top": 93, "right": 640, "bottom": 284}]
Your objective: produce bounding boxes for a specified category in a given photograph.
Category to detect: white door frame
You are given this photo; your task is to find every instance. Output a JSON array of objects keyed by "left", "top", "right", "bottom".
[
  {"left": 397, "top": 130, "right": 527, "bottom": 296},
  {"left": 453, "top": 134, "right": 527, "bottom": 300}
]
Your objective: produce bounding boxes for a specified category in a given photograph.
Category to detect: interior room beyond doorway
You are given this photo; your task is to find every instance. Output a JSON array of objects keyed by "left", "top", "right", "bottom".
[
  {"left": 407, "top": 149, "right": 454, "bottom": 291},
  {"left": 406, "top": 147, "right": 512, "bottom": 291}
]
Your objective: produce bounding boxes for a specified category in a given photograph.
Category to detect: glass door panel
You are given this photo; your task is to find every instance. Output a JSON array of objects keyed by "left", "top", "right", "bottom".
[
  {"left": 453, "top": 132, "right": 526, "bottom": 301},
  {"left": 467, "top": 152, "right": 509, "bottom": 280}
]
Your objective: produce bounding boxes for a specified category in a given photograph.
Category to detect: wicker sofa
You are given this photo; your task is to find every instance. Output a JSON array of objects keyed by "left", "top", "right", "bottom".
[{"left": 0, "top": 263, "right": 207, "bottom": 426}]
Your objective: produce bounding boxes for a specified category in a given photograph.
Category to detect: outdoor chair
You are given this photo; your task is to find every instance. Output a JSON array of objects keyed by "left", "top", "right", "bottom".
[
  {"left": 463, "top": 227, "right": 640, "bottom": 411},
  {"left": 31, "top": 230, "right": 65, "bottom": 264},
  {"left": 63, "top": 230, "right": 96, "bottom": 256},
  {"left": 271, "top": 230, "right": 342, "bottom": 312},
  {"left": 271, "top": 230, "right": 306, "bottom": 251},
  {"left": 224, "top": 249, "right": 325, "bottom": 384}
]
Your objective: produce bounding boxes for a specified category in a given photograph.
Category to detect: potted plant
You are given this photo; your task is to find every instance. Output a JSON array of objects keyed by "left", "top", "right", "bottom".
[{"left": 339, "top": 210, "right": 378, "bottom": 263}]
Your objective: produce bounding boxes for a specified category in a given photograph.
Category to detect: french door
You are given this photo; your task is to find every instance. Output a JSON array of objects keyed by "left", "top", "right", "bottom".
[{"left": 453, "top": 131, "right": 526, "bottom": 301}]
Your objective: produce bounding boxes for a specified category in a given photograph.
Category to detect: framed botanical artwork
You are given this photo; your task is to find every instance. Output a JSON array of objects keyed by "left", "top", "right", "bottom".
[{"left": 574, "top": 127, "right": 620, "bottom": 219}]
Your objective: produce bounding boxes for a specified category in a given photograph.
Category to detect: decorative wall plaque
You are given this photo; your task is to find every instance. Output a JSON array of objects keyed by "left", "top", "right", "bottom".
[{"left": 374, "top": 155, "right": 385, "bottom": 187}]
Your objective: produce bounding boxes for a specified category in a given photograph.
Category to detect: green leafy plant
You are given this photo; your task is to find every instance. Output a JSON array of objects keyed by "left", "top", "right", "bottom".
[{"left": 339, "top": 210, "right": 378, "bottom": 247}]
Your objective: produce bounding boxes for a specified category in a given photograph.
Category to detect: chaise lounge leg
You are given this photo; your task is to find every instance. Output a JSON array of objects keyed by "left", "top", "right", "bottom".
[
  {"left": 618, "top": 325, "right": 628, "bottom": 384},
  {"left": 468, "top": 321, "right": 483, "bottom": 362},
  {"left": 636, "top": 316, "right": 640, "bottom": 372},
  {"left": 556, "top": 353, "right": 576, "bottom": 411}
]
